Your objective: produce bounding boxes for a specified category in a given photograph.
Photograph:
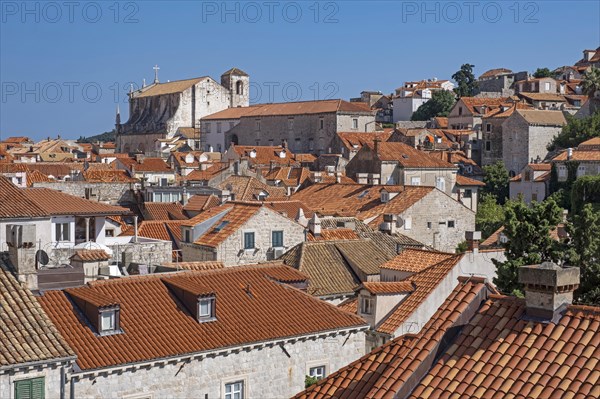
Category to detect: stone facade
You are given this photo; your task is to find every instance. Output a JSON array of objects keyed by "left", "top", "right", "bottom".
[
  {"left": 68, "top": 330, "right": 365, "bottom": 399},
  {"left": 502, "top": 113, "right": 564, "bottom": 175},
  {"left": 32, "top": 181, "right": 135, "bottom": 205},
  {"left": 224, "top": 106, "right": 375, "bottom": 155},
  {"left": 1, "top": 363, "right": 71, "bottom": 399},
  {"left": 481, "top": 116, "right": 506, "bottom": 166},
  {"left": 181, "top": 206, "right": 306, "bottom": 266},
  {"left": 117, "top": 69, "right": 249, "bottom": 153}
]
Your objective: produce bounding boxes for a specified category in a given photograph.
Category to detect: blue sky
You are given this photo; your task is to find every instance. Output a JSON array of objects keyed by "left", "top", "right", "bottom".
[{"left": 1, "top": 0, "right": 599, "bottom": 140}]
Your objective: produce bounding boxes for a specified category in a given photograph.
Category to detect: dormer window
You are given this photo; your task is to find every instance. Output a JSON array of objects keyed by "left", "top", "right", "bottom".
[
  {"left": 381, "top": 191, "right": 390, "bottom": 203},
  {"left": 198, "top": 297, "right": 215, "bottom": 320},
  {"left": 100, "top": 308, "right": 118, "bottom": 333}
]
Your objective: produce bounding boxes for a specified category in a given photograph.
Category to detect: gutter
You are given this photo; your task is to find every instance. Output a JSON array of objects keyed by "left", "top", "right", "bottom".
[
  {"left": 70, "top": 325, "right": 368, "bottom": 378},
  {"left": 0, "top": 355, "right": 77, "bottom": 372}
]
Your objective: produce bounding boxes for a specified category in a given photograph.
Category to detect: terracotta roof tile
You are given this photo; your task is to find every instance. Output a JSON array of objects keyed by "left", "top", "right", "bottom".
[
  {"left": 201, "top": 104, "right": 266, "bottom": 120},
  {"left": 337, "top": 131, "right": 393, "bottom": 152},
  {"left": 380, "top": 249, "right": 456, "bottom": 273},
  {"left": 26, "top": 169, "right": 52, "bottom": 187},
  {"left": 160, "top": 261, "right": 224, "bottom": 271},
  {"left": 182, "top": 194, "right": 221, "bottom": 213},
  {"left": 307, "top": 228, "right": 360, "bottom": 241},
  {"left": 553, "top": 150, "right": 600, "bottom": 162},
  {"left": 0, "top": 175, "right": 48, "bottom": 218},
  {"left": 231, "top": 145, "right": 297, "bottom": 167},
  {"left": 516, "top": 109, "right": 567, "bottom": 126},
  {"left": 459, "top": 97, "right": 508, "bottom": 115},
  {"left": 70, "top": 249, "right": 110, "bottom": 262},
  {"left": 23, "top": 188, "right": 129, "bottom": 216},
  {"left": 456, "top": 175, "right": 486, "bottom": 186},
  {"left": 230, "top": 99, "right": 373, "bottom": 117},
  {"left": 262, "top": 199, "right": 314, "bottom": 220},
  {"left": 38, "top": 264, "right": 367, "bottom": 370},
  {"left": 366, "top": 141, "right": 457, "bottom": 169},
  {"left": 83, "top": 170, "right": 137, "bottom": 183},
  {"left": 0, "top": 259, "right": 75, "bottom": 367},
  {"left": 338, "top": 297, "right": 358, "bottom": 314},
  {"left": 218, "top": 175, "right": 288, "bottom": 201},
  {"left": 143, "top": 202, "right": 188, "bottom": 221},
  {"left": 362, "top": 281, "right": 415, "bottom": 295},
  {"left": 135, "top": 77, "right": 206, "bottom": 98},
  {"left": 183, "top": 162, "right": 230, "bottom": 182}
]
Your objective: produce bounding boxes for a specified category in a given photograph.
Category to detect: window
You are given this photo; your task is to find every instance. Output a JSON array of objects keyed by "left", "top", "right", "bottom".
[
  {"left": 427, "top": 222, "right": 432, "bottom": 229},
  {"left": 463, "top": 189, "right": 472, "bottom": 198},
  {"left": 544, "top": 82, "right": 551, "bottom": 91},
  {"left": 352, "top": 118, "right": 358, "bottom": 129},
  {"left": 448, "top": 220, "right": 455, "bottom": 228},
  {"left": 55, "top": 223, "right": 70, "bottom": 242},
  {"left": 217, "top": 122, "right": 222, "bottom": 133},
  {"left": 577, "top": 165, "right": 586, "bottom": 177},
  {"left": 532, "top": 193, "right": 538, "bottom": 202},
  {"left": 411, "top": 177, "right": 421, "bottom": 185},
  {"left": 404, "top": 217, "right": 412, "bottom": 230},
  {"left": 319, "top": 118, "right": 324, "bottom": 130},
  {"left": 160, "top": 178, "right": 168, "bottom": 187},
  {"left": 205, "top": 123, "right": 211, "bottom": 134},
  {"left": 14, "top": 377, "right": 45, "bottom": 399},
  {"left": 486, "top": 123, "right": 491, "bottom": 132},
  {"left": 236, "top": 80, "right": 243, "bottom": 95},
  {"left": 485, "top": 141, "right": 491, "bottom": 151},
  {"left": 100, "top": 310, "right": 116, "bottom": 332},
  {"left": 309, "top": 366, "right": 327, "bottom": 380},
  {"left": 184, "top": 230, "right": 191, "bottom": 243},
  {"left": 558, "top": 165, "right": 567, "bottom": 179},
  {"left": 361, "top": 296, "right": 373, "bottom": 315},
  {"left": 435, "top": 177, "right": 446, "bottom": 192},
  {"left": 272, "top": 230, "right": 284, "bottom": 248},
  {"left": 225, "top": 381, "right": 244, "bottom": 399},
  {"left": 198, "top": 298, "right": 214, "bottom": 318},
  {"left": 458, "top": 106, "right": 463, "bottom": 116},
  {"left": 288, "top": 118, "right": 294, "bottom": 130},
  {"left": 105, "top": 229, "right": 114, "bottom": 237},
  {"left": 244, "top": 232, "right": 255, "bottom": 250},
  {"left": 255, "top": 120, "right": 261, "bottom": 131},
  {"left": 381, "top": 191, "right": 389, "bottom": 203}
]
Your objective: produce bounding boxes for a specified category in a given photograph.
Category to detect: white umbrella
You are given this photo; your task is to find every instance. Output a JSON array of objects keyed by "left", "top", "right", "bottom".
[{"left": 73, "top": 241, "right": 114, "bottom": 256}]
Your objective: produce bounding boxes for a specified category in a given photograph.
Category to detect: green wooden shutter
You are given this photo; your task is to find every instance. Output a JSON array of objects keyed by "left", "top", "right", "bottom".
[{"left": 15, "top": 377, "right": 45, "bottom": 399}]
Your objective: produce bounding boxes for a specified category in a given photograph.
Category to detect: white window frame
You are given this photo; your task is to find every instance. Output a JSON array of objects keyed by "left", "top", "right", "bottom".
[
  {"left": 54, "top": 222, "right": 70, "bottom": 242},
  {"left": 435, "top": 177, "right": 446, "bottom": 192},
  {"left": 222, "top": 376, "right": 248, "bottom": 399},
  {"left": 360, "top": 296, "right": 373, "bottom": 315},
  {"left": 558, "top": 165, "right": 567, "bottom": 179},
  {"left": 100, "top": 310, "right": 116, "bottom": 332},
  {"left": 404, "top": 216, "right": 412, "bottom": 230},
  {"left": 577, "top": 165, "right": 586, "bottom": 177},
  {"left": 198, "top": 298, "right": 213, "bottom": 319},
  {"left": 352, "top": 118, "right": 358, "bottom": 129},
  {"left": 411, "top": 176, "right": 421, "bottom": 186},
  {"left": 544, "top": 82, "right": 551, "bottom": 91},
  {"left": 309, "top": 365, "right": 327, "bottom": 380}
]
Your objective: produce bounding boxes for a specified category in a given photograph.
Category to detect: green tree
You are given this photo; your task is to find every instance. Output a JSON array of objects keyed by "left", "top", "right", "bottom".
[
  {"left": 548, "top": 111, "right": 600, "bottom": 151},
  {"left": 493, "top": 197, "right": 564, "bottom": 297},
  {"left": 581, "top": 66, "right": 600, "bottom": 97},
  {"left": 452, "top": 64, "right": 477, "bottom": 97},
  {"left": 476, "top": 193, "right": 505, "bottom": 239},
  {"left": 482, "top": 161, "right": 510, "bottom": 204},
  {"left": 567, "top": 204, "right": 600, "bottom": 305},
  {"left": 533, "top": 67, "right": 552, "bottom": 78},
  {"left": 411, "top": 90, "right": 456, "bottom": 121},
  {"left": 305, "top": 375, "right": 319, "bottom": 388}
]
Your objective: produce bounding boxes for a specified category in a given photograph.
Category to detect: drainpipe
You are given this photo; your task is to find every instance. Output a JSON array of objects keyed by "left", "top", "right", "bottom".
[
  {"left": 85, "top": 217, "right": 90, "bottom": 242},
  {"left": 134, "top": 216, "right": 139, "bottom": 243},
  {"left": 69, "top": 375, "right": 76, "bottom": 399},
  {"left": 60, "top": 366, "right": 66, "bottom": 399}
]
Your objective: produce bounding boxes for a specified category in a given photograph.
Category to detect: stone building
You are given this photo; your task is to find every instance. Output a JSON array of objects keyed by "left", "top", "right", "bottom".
[
  {"left": 345, "top": 141, "right": 458, "bottom": 196},
  {"left": 0, "top": 260, "right": 76, "bottom": 399},
  {"left": 475, "top": 68, "right": 528, "bottom": 97},
  {"left": 116, "top": 67, "right": 249, "bottom": 153},
  {"left": 392, "top": 79, "right": 454, "bottom": 122},
  {"left": 37, "top": 264, "right": 367, "bottom": 398},
  {"left": 551, "top": 137, "right": 600, "bottom": 182},
  {"left": 180, "top": 202, "right": 305, "bottom": 265},
  {"left": 222, "top": 99, "right": 376, "bottom": 154},
  {"left": 509, "top": 163, "right": 551, "bottom": 203},
  {"left": 502, "top": 109, "right": 567, "bottom": 175}
]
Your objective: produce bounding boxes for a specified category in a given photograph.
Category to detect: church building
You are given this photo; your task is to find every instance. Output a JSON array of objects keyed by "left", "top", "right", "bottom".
[{"left": 116, "top": 67, "right": 249, "bottom": 153}]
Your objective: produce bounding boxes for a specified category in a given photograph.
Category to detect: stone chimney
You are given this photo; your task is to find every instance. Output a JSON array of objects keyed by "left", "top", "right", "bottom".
[
  {"left": 6, "top": 224, "right": 38, "bottom": 291},
  {"left": 519, "top": 262, "right": 580, "bottom": 320},
  {"left": 373, "top": 139, "right": 380, "bottom": 154},
  {"left": 335, "top": 172, "right": 342, "bottom": 184},
  {"left": 379, "top": 214, "right": 397, "bottom": 235},
  {"left": 465, "top": 231, "right": 481, "bottom": 253},
  {"left": 308, "top": 214, "right": 321, "bottom": 237},
  {"left": 295, "top": 208, "right": 308, "bottom": 227}
]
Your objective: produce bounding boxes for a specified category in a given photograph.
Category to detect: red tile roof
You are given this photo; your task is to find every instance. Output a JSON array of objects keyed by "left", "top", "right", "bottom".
[
  {"left": 459, "top": 97, "right": 508, "bottom": 115},
  {"left": 0, "top": 175, "right": 48, "bottom": 218},
  {"left": 366, "top": 141, "right": 457, "bottom": 169},
  {"left": 224, "top": 99, "right": 374, "bottom": 117},
  {"left": 160, "top": 261, "right": 224, "bottom": 271},
  {"left": 361, "top": 281, "right": 415, "bottom": 295},
  {"left": 0, "top": 262, "right": 76, "bottom": 368},
  {"left": 70, "top": 250, "right": 110, "bottom": 262},
  {"left": 23, "top": 188, "right": 130, "bottom": 216},
  {"left": 230, "top": 145, "right": 297, "bottom": 167},
  {"left": 380, "top": 249, "right": 457, "bottom": 273},
  {"left": 182, "top": 194, "right": 221, "bottom": 213},
  {"left": 26, "top": 169, "right": 52, "bottom": 187},
  {"left": 456, "top": 174, "right": 485, "bottom": 186},
  {"left": 83, "top": 170, "right": 137, "bottom": 183},
  {"left": 337, "top": 131, "right": 393, "bottom": 152},
  {"left": 143, "top": 202, "right": 188, "bottom": 221},
  {"left": 307, "top": 228, "right": 361, "bottom": 241},
  {"left": 218, "top": 175, "right": 288, "bottom": 201},
  {"left": 38, "top": 264, "right": 367, "bottom": 371}
]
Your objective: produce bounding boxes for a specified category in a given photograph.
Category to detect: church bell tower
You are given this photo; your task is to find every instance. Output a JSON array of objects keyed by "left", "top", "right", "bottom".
[{"left": 221, "top": 68, "right": 249, "bottom": 108}]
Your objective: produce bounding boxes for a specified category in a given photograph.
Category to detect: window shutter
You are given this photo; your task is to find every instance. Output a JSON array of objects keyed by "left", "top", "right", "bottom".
[
  {"left": 15, "top": 380, "right": 31, "bottom": 399},
  {"left": 32, "top": 377, "right": 45, "bottom": 399},
  {"left": 15, "top": 377, "right": 44, "bottom": 399}
]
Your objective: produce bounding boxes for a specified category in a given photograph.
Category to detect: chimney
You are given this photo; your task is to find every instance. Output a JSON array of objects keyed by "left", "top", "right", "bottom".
[
  {"left": 465, "top": 143, "right": 472, "bottom": 159},
  {"left": 465, "top": 231, "right": 481, "bottom": 253},
  {"left": 379, "top": 214, "right": 397, "bottom": 235},
  {"left": 356, "top": 173, "right": 368, "bottom": 184},
  {"left": 295, "top": 208, "right": 308, "bottom": 227},
  {"left": 567, "top": 148, "right": 573, "bottom": 160},
  {"left": 519, "top": 262, "right": 580, "bottom": 320},
  {"left": 313, "top": 172, "right": 322, "bottom": 183},
  {"left": 282, "top": 140, "right": 287, "bottom": 149},
  {"left": 335, "top": 172, "right": 342, "bottom": 184},
  {"left": 6, "top": 224, "right": 38, "bottom": 290},
  {"left": 373, "top": 139, "right": 380, "bottom": 153},
  {"left": 308, "top": 214, "right": 321, "bottom": 236}
]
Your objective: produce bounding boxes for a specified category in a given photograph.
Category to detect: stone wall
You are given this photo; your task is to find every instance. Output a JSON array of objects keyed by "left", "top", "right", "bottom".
[
  {"left": 1, "top": 363, "right": 71, "bottom": 399},
  {"left": 69, "top": 331, "right": 365, "bottom": 399},
  {"left": 481, "top": 116, "right": 506, "bottom": 166},
  {"left": 32, "top": 181, "right": 135, "bottom": 205},
  {"left": 395, "top": 189, "right": 476, "bottom": 252},
  {"left": 182, "top": 207, "right": 306, "bottom": 266},
  {"left": 108, "top": 239, "right": 173, "bottom": 267}
]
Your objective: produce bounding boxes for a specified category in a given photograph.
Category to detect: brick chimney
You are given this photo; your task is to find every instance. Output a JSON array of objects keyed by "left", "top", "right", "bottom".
[
  {"left": 308, "top": 214, "right": 321, "bottom": 237},
  {"left": 379, "top": 214, "right": 398, "bottom": 235},
  {"left": 465, "top": 231, "right": 481, "bottom": 253},
  {"left": 519, "top": 262, "right": 580, "bottom": 320}
]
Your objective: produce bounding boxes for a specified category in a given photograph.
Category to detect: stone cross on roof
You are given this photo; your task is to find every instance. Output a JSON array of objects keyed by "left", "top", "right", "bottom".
[{"left": 153, "top": 64, "right": 160, "bottom": 83}]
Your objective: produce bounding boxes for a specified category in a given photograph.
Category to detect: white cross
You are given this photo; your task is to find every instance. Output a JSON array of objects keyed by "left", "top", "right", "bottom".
[{"left": 153, "top": 65, "right": 160, "bottom": 83}]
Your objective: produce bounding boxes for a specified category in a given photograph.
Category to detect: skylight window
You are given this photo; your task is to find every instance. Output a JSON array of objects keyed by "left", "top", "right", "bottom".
[
  {"left": 213, "top": 221, "right": 230, "bottom": 232},
  {"left": 358, "top": 190, "right": 369, "bottom": 199}
]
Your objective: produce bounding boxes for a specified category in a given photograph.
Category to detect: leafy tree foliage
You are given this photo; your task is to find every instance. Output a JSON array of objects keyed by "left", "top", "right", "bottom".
[
  {"left": 570, "top": 175, "right": 600, "bottom": 214},
  {"left": 411, "top": 90, "right": 456, "bottom": 121},
  {"left": 548, "top": 111, "right": 600, "bottom": 151},
  {"left": 493, "top": 197, "right": 564, "bottom": 297},
  {"left": 476, "top": 194, "right": 505, "bottom": 240},
  {"left": 78, "top": 130, "right": 116, "bottom": 143},
  {"left": 482, "top": 161, "right": 510, "bottom": 204},
  {"left": 533, "top": 67, "right": 553, "bottom": 78},
  {"left": 452, "top": 64, "right": 478, "bottom": 97},
  {"left": 305, "top": 375, "right": 319, "bottom": 388},
  {"left": 581, "top": 66, "right": 600, "bottom": 97},
  {"left": 567, "top": 204, "right": 600, "bottom": 305}
]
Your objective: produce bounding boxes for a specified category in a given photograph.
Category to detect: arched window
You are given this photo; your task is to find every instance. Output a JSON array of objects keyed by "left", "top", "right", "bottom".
[
  {"left": 236, "top": 80, "right": 243, "bottom": 95},
  {"left": 230, "top": 134, "right": 239, "bottom": 145}
]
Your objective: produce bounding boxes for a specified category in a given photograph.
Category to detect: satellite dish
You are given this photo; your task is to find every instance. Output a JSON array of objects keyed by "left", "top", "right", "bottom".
[
  {"left": 396, "top": 217, "right": 404, "bottom": 227},
  {"left": 36, "top": 250, "right": 49, "bottom": 266}
]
